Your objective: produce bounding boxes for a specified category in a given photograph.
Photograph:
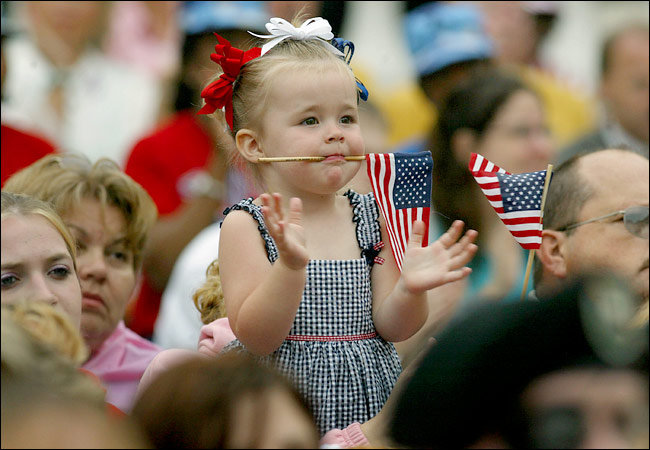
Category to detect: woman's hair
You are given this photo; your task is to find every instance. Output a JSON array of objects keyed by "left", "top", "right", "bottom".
[
  {"left": 132, "top": 351, "right": 316, "bottom": 448},
  {"left": 1, "top": 191, "right": 78, "bottom": 269},
  {"left": 3, "top": 154, "right": 157, "bottom": 269},
  {"left": 430, "top": 69, "right": 531, "bottom": 242},
  {"left": 192, "top": 259, "right": 225, "bottom": 325},
  {"left": 5, "top": 302, "right": 89, "bottom": 366}
]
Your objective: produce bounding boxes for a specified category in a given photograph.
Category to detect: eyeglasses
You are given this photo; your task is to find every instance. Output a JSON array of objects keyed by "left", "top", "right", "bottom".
[{"left": 557, "top": 206, "right": 648, "bottom": 239}]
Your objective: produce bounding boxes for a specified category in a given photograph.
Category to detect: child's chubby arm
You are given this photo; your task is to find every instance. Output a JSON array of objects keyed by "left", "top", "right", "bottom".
[
  {"left": 219, "top": 193, "right": 309, "bottom": 356},
  {"left": 371, "top": 219, "right": 478, "bottom": 342}
]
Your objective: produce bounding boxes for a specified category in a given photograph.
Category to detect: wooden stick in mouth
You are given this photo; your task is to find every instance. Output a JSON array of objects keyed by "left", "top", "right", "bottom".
[{"left": 257, "top": 156, "right": 366, "bottom": 163}]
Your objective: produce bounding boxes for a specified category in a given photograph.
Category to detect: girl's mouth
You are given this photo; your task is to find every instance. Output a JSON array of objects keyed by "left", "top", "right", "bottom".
[{"left": 324, "top": 154, "right": 345, "bottom": 162}]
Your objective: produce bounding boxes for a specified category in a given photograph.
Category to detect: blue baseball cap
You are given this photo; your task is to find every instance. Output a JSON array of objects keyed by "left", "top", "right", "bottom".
[
  {"left": 180, "top": 1, "right": 269, "bottom": 36},
  {"left": 405, "top": 2, "right": 494, "bottom": 78}
]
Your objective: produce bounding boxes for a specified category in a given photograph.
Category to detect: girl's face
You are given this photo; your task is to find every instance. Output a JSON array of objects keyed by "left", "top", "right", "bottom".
[
  {"left": 252, "top": 65, "right": 365, "bottom": 195},
  {"left": 1, "top": 214, "right": 82, "bottom": 329},
  {"left": 64, "top": 198, "right": 136, "bottom": 352},
  {"left": 476, "top": 90, "right": 554, "bottom": 174}
]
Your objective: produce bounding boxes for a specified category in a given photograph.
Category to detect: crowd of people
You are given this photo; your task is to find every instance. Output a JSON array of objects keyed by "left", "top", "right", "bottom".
[{"left": 2, "top": 1, "right": 648, "bottom": 448}]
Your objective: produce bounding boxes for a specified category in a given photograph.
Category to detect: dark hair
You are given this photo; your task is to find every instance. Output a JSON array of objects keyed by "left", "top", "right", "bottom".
[
  {"left": 533, "top": 151, "right": 594, "bottom": 287},
  {"left": 430, "top": 69, "right": 530, "bottom": 244},
  {"left": 131, "top": 352, "right": 316, "bottom": 448},
  {"left": 174, "top": 30, "right": 258, "bottom": 112}
]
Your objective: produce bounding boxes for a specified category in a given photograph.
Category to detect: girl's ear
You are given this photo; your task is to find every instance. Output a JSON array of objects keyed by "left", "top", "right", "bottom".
[{"left": 235, "top": 128, "right": 264, "bottom": 163}]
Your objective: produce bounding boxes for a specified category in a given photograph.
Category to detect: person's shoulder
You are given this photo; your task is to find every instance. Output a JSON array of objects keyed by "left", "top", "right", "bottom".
[
  {"left": 555, "top": 130, "right": 605, "bottom": 165},
  {"left": 220, "top": 203, "right": 260, "bottom": 235}
]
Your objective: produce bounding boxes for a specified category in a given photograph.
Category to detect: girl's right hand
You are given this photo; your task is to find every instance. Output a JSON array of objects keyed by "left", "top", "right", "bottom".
[{"left": 261, "top": 193, "right": 309, "bottom": 270}]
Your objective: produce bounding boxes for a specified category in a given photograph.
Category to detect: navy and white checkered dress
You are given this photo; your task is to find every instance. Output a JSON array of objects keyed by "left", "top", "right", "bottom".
[{"left": 221, "top": 190, "right": 402, "bottom": 435}]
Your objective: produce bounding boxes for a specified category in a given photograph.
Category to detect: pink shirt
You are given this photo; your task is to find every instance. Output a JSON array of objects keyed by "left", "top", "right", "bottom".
[
  {"left": 82, "top": 321, "right": 162, "bottom": 413},
  {"left": 136, "top": 318, "right": 236, "bottom": 399}
]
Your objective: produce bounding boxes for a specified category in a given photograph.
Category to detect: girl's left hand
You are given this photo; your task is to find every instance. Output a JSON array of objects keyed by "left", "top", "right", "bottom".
[{"left": 399, "top": 220, "right": 478, "bottom": 295}]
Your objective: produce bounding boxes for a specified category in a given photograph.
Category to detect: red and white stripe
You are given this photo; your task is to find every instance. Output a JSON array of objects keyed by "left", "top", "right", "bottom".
[
  {"left": 366, "top": 153, "right": 429, "bottom": 271},
  {"left": 470, "top": 153, "right": 543, "bottom": 250}
]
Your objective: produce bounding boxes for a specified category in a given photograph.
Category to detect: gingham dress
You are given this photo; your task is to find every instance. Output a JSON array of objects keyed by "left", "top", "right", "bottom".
[{"left": 221, "top": 190, "right": 402, "bottom": 435}]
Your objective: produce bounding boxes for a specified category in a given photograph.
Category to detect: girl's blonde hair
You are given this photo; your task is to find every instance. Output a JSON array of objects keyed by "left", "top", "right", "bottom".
[
  {"left": 1, "top": 307, "right": 105, "bottom": 406},
  {"left": 192, "top": 259, "right": 225, "bottom": 325},
  {"left": 5, "top": 302, "right": 89, "bottom": 366},
  {"left": 1, "top": 191, "right": 78, "bottom": 270},
  {"left": 3, "top": 154, "right": 157, "bottom": 270}
]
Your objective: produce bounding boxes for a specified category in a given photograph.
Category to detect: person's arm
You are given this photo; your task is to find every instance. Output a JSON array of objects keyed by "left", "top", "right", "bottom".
[
  {"left": 372, "top": 220, "right": 478, "bottom": 342},
  {"left": 219, "top": 194, "right": 309, "bottom": 356}
]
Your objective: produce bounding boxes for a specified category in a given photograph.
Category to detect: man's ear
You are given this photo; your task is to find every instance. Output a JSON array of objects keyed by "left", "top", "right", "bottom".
[
  {"left": 235, "top": 128, "right": 264, "bottom": 163},
  {"left": 539, "top": 229, "right": 569, "bottom": 279},
  {"left": 451, "top": 128, "right": 478, "bottom": 166}
]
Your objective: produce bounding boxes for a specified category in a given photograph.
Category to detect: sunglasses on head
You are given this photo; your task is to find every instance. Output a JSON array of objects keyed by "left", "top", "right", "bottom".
[{"left": 558, "top": 205, "right": 648, "bottom": 239}]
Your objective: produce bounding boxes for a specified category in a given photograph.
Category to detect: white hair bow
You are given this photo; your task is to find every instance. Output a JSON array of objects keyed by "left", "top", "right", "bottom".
[{"left": 249, "top": 17, "right": 345, "bottom": 57}]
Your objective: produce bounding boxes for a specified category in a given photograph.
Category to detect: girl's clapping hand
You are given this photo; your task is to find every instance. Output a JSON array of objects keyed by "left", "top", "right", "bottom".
[
  {"left": 260, "top": 193, "right": 309, "bottom": 270},
  {"left": 399, "top": 220, "right": 478, "bottom": 295}
]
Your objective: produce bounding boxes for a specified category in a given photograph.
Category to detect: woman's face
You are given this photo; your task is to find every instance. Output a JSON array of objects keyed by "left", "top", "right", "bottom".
[
  {"left": 64, "top": 198, "right": 136, "bottom": 352},
  {"left": 1, "top": 214, "right": 82, "bottom": 329},
  {"left": 476, "top": 90, "right": 554, "bottom": 174}
]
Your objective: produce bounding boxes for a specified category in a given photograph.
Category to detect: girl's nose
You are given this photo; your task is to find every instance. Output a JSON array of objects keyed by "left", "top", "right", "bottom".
[{"left": 326, "top": 123, "right": 345, "bottom": 143}]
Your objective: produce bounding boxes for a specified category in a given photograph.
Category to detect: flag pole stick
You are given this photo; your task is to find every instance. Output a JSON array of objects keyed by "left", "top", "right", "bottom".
[
  {"left": 520, "top": 164, "right": 554, "bottom": 300},
  {"left": 258, "top": 156, "right": 366, "bottom": 162}
]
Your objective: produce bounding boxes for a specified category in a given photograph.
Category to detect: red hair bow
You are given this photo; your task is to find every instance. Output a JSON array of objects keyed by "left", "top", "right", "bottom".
[{"left": 198, "top": 34, "right": 262, "bottom": 130}]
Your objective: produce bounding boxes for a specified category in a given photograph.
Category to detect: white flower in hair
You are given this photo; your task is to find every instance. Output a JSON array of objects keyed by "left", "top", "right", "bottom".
[{"left": 249, "top": 17, "right": 345, "bottom": 57}]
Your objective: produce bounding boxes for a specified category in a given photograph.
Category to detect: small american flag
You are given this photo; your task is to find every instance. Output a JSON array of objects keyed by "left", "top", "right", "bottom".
[
  {"left": 469, "top": 153, "right": 548, "bottom": 250},
  {"left": 366, "top": 151, "right": 433, "bottom": 271}
]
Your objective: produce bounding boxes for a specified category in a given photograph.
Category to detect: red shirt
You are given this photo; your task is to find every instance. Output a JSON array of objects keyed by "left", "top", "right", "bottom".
[
  {"left": 123, "top": 111, "right": 214, "bottom": 338},
  {"left": 1, "top": 124, "right": 57, "bottom": 186}
]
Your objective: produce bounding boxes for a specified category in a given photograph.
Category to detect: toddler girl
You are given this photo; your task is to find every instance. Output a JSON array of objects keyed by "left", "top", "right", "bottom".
[{"left": 200, "top": 15, "right": 478, "bottom": 434}]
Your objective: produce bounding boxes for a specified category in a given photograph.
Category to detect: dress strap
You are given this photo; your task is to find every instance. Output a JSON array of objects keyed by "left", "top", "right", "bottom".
[
  {"left": 343, "top": 190, "right": 384, "bottom": 267},
  {"left": 223, "top": 198, "right": 279, "bottom": 263}
]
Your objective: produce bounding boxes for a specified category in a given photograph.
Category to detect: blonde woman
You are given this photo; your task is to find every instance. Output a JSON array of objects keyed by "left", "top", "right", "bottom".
[{"left": 4, "top": 154, "right": 159, "bottom": 413}]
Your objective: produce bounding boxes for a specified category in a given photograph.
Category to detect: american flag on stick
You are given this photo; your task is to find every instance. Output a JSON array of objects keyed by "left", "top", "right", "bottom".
[
  {"left": 469, "top": 153, "right": 549, "bottom": 250},
  {"left": 366, "top": 151, "right": 433, "bottom": 271}
]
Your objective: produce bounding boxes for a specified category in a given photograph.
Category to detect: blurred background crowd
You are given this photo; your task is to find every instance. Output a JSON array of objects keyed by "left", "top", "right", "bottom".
[{"left": 1, "top": 1, "right": 648, "bottom": 448}]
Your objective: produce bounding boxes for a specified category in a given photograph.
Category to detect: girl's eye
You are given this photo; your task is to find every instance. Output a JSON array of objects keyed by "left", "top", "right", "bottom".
[
  {"left": 49, "top": 266, "right": 72, "bottom": 279},
  {"left": 301, "top": 117, "right": 318, "bottom": 126},
  {"left": 1, "top": 273, "right": 19, "bottom": 288},
  {"left": 340, "top": 115, "right": 354, "bottom": 124}
]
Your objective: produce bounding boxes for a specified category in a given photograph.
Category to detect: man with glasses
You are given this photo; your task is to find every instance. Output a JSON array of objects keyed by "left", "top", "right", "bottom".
[{"left": 534, "top": 148, "right": 649, "bottom": 313}]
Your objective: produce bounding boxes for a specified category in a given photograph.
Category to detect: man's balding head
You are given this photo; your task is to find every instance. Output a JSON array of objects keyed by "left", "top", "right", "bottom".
[{"left": 536, "top": 149, "right": 649, "bottom": 303}]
